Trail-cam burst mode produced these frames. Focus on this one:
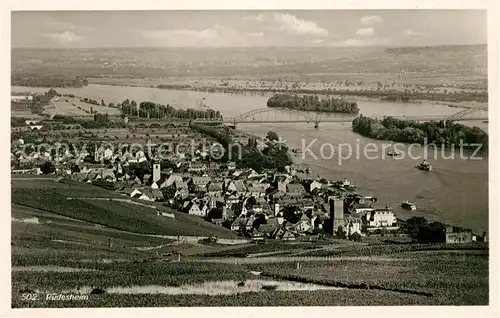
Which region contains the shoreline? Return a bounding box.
[11,82,488,112]
[82,80,487,111]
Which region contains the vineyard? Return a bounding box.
[12,179,237,238]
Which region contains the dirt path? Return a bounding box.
[185,256,414,264]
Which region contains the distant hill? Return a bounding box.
[11,44,487,78]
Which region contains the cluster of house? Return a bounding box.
[10,135,221,171]
[11,135,404,241]
[12,135,486,244]
[107,160,404,240]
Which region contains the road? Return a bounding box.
[49,97,59,119]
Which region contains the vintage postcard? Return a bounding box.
[1,1,498,317]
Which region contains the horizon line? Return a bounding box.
[11,43,488,50]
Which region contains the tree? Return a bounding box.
[245,196,257,208]
[336,226,346,239]
[252,214,267,229]
[40,161,55,174]
[70,164,81,173]
[350,232,362,242]
[266,131,279,141]
[405,216,428,239]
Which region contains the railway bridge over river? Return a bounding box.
[129,106,488,129]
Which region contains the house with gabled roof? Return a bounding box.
[281,230,297,241]
[268,189,286,201]
[227,161,237,170]
[160,174,183,188]
[182,200,191,210]
[295,213,313,233]
[139,190,155,202]
[207,182,223,194]
[251,228,264,240]
[226,194,240,205]
[310,180,323,193]
[247,169,262,180]
[246,183,269,198]
[123,187,141,198]
[286,183,306,197]
[189,176,212,187]
[231,215,248,231]
[133,176,142,184]
[245,215,256,231]
[231,169,247,179]
[185,201,203,216]
[151,189,164,201]
[188,162,208,172]
[227,180,247,194]
[174,188,189,200]
[101,169,116,182]
[258,223,278,238]
[199,202,210,217]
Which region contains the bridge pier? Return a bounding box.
[314,121,320,129]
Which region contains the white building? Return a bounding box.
[152,162,161,183]
[346,217,362,236]
[365,210,397,228]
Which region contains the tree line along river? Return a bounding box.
[11,84,489,234]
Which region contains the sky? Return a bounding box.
[11,10,487,48]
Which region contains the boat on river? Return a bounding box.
[416,160,432,171]
[401,201,417,211]
[338,178,356,191]
[387,146,402,157]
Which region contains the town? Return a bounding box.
[11,107,485,245]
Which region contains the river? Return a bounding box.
[12,84,489,233]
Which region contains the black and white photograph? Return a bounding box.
[2,1,498,315]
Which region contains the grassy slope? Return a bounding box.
[11,179,236,238]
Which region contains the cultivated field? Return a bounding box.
[46,98,122,117]
[11,178,237,238]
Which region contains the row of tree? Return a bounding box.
[12,76,89,88]
[352,115,488,148]
[120,99,222,120]
[403,216,472,243]
[267,94,359,113]
[159,84,488,103]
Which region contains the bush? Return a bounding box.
[350,232,362,242]
[40,162,55,174]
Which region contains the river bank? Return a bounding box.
[86,78,488,109]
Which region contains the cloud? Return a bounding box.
[255,13,329,37]
[245,32,264,37]
[402,29,425,37]
[141,25,249,47]
[310,39,325,44]
[42,31,82,44]
[356,28,375,36]
[44,17,95,32]
[330,36,392,47]
[360,15,384,26]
